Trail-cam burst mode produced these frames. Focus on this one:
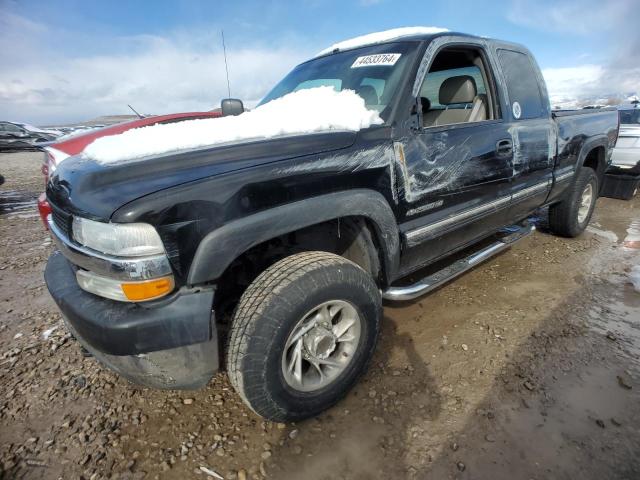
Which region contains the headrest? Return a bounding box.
[439,75,477,105]
[356,85,379,105]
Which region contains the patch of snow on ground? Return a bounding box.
[42,326,58,340]
[316,27,449,57]
[631,266,640,293]
[84,87,383,164]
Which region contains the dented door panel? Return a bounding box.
[395,120,514,272]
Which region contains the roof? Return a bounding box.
[315,26,450,57]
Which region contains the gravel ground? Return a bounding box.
[1,151,639,480]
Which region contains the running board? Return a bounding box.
[382,224,535,301]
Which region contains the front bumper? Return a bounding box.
[45,251,219,389]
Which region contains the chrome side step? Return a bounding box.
[382,224,535,301]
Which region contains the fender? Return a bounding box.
[576,135,609,178]
[187,189,400,285]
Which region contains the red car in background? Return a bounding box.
[38,111,222,228]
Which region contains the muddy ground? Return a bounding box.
[1,151,639,480]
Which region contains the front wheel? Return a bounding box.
[226,251,381,422]
[549,167,598,237]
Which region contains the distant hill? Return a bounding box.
[550,93,639,110]
[44,115,140,129]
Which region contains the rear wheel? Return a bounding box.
[227,251,381,422]
[549,167,598,237]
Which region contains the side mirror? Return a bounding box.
[221,98,244,116]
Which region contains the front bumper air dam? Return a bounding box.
[44,251,218,389]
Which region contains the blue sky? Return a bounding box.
[1,0,638,124]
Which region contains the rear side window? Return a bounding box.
[497,49,544,120]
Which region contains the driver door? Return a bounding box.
[397,44,514,273]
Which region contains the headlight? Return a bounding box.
[76,269,174,302]
[72,217,165,257]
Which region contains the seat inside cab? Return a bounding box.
[420,47,494,128]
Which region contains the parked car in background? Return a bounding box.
[0,121,62,151]
[37,111,223,227]
[601,104,640,200]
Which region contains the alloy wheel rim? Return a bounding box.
[577,182,594,224]
[281,300,361,392]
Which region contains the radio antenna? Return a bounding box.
[128,104,144,119]
[221,30,231,98]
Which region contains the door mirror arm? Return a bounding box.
[409,97,423,132]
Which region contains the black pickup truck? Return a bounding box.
[44,30,618,422]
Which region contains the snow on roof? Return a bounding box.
[83,87,383,164]
[316,26,449,57]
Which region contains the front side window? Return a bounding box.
[497,49,544,120]
[259,42,420,121]
[419,46,495,128]
[421,66,487,109]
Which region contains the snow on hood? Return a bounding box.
[83,87,383,164]
[316,26,449,57]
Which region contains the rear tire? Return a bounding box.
[227,251,381,422]
[549,167,598,237]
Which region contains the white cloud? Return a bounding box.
[507,0,631,35]
[0,12,312,125]
[508,0,640,105]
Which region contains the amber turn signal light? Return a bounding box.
[121,276,175,301]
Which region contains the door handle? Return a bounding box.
[496,139,513,157]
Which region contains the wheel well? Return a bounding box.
[582,146,606,183]
[214,216,384,321]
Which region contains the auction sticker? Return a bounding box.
[351,53,401,68]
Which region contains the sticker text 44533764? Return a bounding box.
[351,53,402,68]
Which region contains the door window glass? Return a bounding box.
[421,66,487,109]
[497,49,544,120]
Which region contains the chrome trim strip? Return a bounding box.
[405,177,556,244]
[48,216,172,281]
[555,170,574,182]
[405,195,511,244]
[512,180,551,200]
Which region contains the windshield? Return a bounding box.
[259,42,419,121]
[619,108,640,124]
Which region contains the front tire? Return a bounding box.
[227,251,381,422]
[549,167,598,237]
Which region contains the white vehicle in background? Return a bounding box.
[601,104,640,200]
[612,104,640,172]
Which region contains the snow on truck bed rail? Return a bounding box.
[316,26,449,57]
[83,87,383,164]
